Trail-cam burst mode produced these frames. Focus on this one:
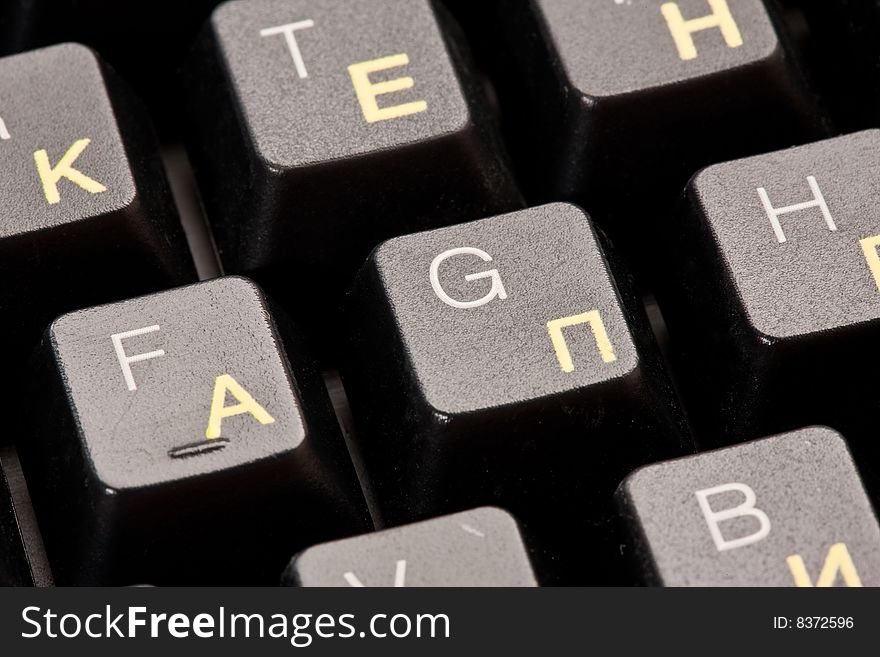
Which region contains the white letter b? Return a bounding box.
[695,482,771,552]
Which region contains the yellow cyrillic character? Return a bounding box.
[348,54,428,124]
[205,374,275,439]
[547,310,616,373]
[860,235,880,292]
[787,543,863,587]
[34,138,107,204]
[660,0,743,61]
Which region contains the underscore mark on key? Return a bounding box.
[461,524,485,538]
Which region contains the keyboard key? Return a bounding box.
[183,0,521,325]
[489,0,824,256]
[617,427,880,586]
[0,44,195,361]
[19,277,369,585]
[284,507,538,586]
[1,459,32,586]
[342,202,690,582]
[658,130,880,443]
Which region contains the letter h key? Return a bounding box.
[656,130,880,446]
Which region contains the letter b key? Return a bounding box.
[618,428,880,586]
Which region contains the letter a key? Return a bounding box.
[19,277,368,585]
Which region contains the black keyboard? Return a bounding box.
[2,0,880,587]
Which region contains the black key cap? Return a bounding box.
[342,202,690,583]
[488,0,824,256]
[0,458,32,586]
[183,0,521,325]
[617,427,880,586]
[0,44,195,363]
[19,277,369,585]
[658,130,880,445]
[283,507,538,587]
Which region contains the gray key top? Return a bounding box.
[658,130,880,443]
[617,427,880,586]
[284,507,538,587]
[184,0,520,326]
[20,276,368,585]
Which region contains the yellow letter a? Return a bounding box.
[205,374,275,439]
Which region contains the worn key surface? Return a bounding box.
[617,427,880,586]
[342,202,690,583]
[183,0,520,335]
[285,507,538,587]
[19,277,369,585]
